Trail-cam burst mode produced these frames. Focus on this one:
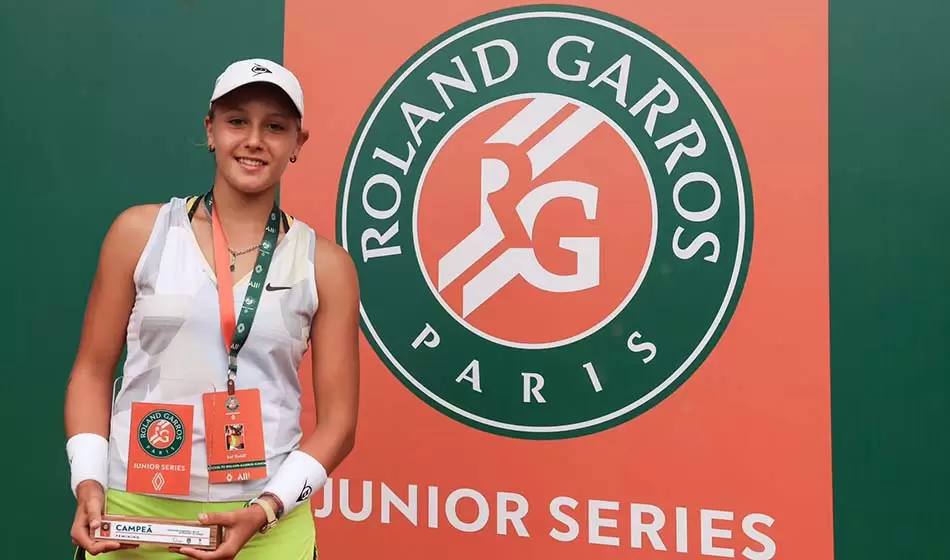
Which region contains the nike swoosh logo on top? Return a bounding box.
[264,283,292,292]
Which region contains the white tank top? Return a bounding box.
[107,196,318,502]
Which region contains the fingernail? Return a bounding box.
[198,513,208,522]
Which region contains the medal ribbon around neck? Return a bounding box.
[204,190,281,410]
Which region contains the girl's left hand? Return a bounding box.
[171,506,266,560]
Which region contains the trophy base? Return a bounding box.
[91,514,222,550]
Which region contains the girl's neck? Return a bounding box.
[210,180,277,231]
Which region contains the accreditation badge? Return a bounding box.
[203,389,267,483]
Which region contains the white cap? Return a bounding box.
[209,58,305,118]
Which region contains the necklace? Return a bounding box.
[204,205,262,271]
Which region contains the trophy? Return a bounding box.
[90,376,223,550]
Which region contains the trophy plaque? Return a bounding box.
[90,377,223,550]
[93,515,222,550]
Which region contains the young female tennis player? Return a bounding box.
[64,59,360,559]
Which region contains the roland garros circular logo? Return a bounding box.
[138,410,186,458]
[337,6,752,439]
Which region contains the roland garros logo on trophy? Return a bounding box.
[338,5,753,439]
[136,410,186,492]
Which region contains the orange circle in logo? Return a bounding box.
[416,95,655,347]
[147,419,174,449]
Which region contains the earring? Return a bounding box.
[290,155,297,163]
[208,145,215,153]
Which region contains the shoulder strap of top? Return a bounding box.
[186,195,201,220]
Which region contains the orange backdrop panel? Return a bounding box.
[281,1,830,558]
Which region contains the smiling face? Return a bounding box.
[205,82,309,195]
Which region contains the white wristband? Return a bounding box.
[262,450,328,517]
[66,433,109,497]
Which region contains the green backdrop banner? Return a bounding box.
[829,0,950,557]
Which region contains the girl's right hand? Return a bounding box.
[69,480,139,556]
